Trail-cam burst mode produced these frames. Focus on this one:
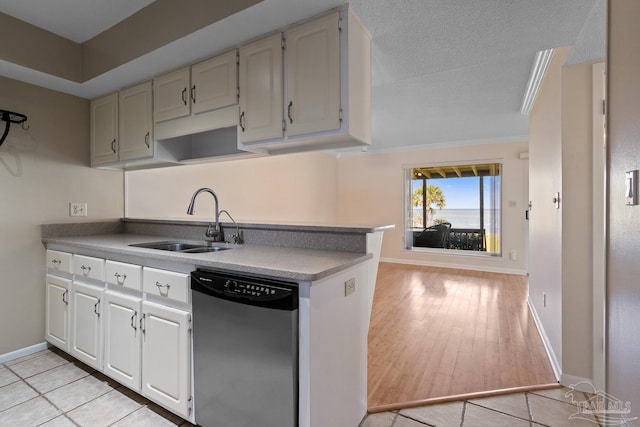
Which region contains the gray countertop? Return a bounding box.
[43,233,372,282]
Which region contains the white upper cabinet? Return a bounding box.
[286,11,341,137]
[191,50,238,115]
[238,33,284,144]
[238,7,371,154]
[90,6,370,168]
[119,81,154,161]
[154,50,238,124]
[154,67,191,123]
[90,93,119,166]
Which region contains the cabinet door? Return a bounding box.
[119,81,153,161]
[154,67,191,123]
[192,50,238,115]
[286,11,341,137]
[70,282,103,370]
[103,291,142,391]
[141,301,191,418]
[239,33,284,143]
[90,93,119,165]
[45,275,70,352]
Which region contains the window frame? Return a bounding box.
[403,161,503,257]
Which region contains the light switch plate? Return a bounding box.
[626,170,638,205]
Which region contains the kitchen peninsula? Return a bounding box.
[42,218,392,427]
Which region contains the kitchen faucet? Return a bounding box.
[187,188,222,242]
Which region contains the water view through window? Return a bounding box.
[405,163,501,255]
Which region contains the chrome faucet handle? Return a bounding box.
[205,223,222,241]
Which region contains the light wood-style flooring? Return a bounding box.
[368,262,557,411]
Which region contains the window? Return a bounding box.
[404,163,501,255]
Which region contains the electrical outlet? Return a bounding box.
[509,250,517,261]
[69,202,87,217]
[345,278,356,296]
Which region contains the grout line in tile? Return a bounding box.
[466,400,533,424]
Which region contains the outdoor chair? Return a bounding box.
[413,222,452,248]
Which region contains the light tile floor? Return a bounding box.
[361,387,639,427]
[3,348,638,427]
[0,348,195,426]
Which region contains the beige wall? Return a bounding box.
[607,0,640,412]
[529,46,603,385]
[336,141,529,274]
[561,61,597,381]
[528,47,569,376]
[125,152,339,224]
[0,76,123,355]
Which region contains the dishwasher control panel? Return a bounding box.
[191,269,298,310]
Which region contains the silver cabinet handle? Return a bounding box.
[80,265,91,274]
[144,131,150,148]
[140,313,146,334]
[51,259,62,266]
[288,101,294,124]
[181,88,187,105]
[62,290,68,305]
[94,300,100,317]
[114,272,127,283]
[239,111,246,132]
[191,85,196,103]
[111,139,116,153]
[130,311,137,331]
[155,281,171,296]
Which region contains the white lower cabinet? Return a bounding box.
[103,291,142,391]
[45,250,194,421]
[70,282,104,370]
[141,300,192,418]
[45,274,71,352]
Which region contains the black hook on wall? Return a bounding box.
[0,110,28,147]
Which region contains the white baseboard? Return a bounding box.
[561,374,597,393]
[527,299,561,382]
[380,257,528,276]
[0,342,49,364]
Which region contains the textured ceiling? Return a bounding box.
[0,0,604,152]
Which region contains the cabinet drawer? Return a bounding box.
[143,267,189,303]
[106,260,142,291]
[46,250,73,274]
[73,255,105,282]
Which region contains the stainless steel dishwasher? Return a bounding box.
[191,269,298,427]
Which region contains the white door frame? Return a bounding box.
[592,61,606,391]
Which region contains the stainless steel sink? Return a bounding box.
[129,241,232,253]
